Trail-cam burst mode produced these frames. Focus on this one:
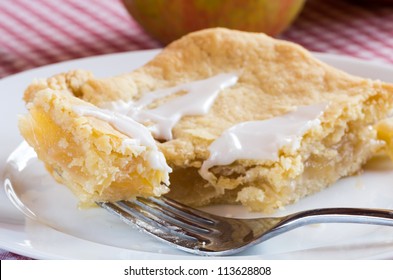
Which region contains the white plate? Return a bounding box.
[2,50,393,260]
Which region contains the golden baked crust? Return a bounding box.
[22,28,393,212]
[19,87,170,206]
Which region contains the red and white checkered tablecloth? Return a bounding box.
[1,0,393,260]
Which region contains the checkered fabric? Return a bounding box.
[1,0,393,259]
[1,0,393,79]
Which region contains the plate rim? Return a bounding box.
[2,50,393,260]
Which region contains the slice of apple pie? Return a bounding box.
[19,85,171,206]
[20,28,393,212]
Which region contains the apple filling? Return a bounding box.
[18,89,170,206]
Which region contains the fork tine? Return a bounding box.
[137,197,217,229]
[123,200,212,236]
[98,202,204,249]
[100,200,211,242]
[153,196,217,224]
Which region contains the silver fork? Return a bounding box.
[98,196,393,256]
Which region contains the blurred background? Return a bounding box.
[0,0,392,79]
[0,0,393,260]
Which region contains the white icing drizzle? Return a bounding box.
[104,73,239,140]
[199,103,328,181]
[73,106,172,177]
[73,74,327,189]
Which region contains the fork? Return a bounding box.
[98,196,393,256]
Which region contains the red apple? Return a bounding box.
[122,0,305,45]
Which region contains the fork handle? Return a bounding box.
[279,207,393,230]
[246,207,393,251]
